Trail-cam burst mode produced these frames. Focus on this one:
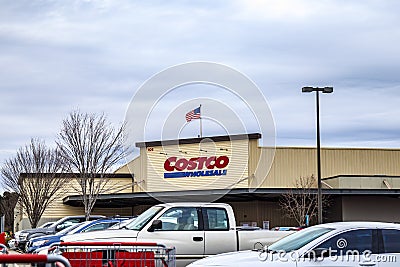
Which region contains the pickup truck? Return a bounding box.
[61,203,292,267]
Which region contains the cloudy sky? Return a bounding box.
[1,0,400,165]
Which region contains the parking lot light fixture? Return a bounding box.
[301,86,333,224]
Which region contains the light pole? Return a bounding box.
[302,86,333,224]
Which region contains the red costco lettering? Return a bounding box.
[187,158,197,170]
[205,156,216,169]
[164,156,229,171]
[175,158,188,171]
[215,156,229,168]
[197,157,207,169]
[164,157,177,172]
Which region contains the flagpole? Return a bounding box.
[200,104,203,138]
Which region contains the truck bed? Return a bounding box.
[237,229,292,250]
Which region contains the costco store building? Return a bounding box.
[15,133,400,230]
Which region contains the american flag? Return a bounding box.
[185,106,201,122]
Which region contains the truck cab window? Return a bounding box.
[158,207,199,231]
[204,208,228,230]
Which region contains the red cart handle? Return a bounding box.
[0,254,71,267]
[59,241,160,247]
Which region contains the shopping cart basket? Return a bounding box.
[49,242,176,267]
[0,254,71,267]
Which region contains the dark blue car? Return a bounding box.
[26,218,129,253]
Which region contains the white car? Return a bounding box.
[188,221,400,267]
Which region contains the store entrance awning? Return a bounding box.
[63,188,400,208]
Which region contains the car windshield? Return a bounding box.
[55,223,82,236]
[67,221,94,235]
[125,206,163,231]
[109,218,136,229]
[39,222,55,228]
[268,227,334,252]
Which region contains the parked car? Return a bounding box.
[38,222,56,228]
[188,221,400,267]
[61,203,293,267]
[27,223,82,252]
[18,215,104,251]
[26,217,130,253]
[8,238,16,250]
[271,226,306,231]
[12,221,55,250]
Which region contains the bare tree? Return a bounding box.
[57,111,125,220]
[0,192,19,231]
[0,139,68,228]
[279,175,329,226]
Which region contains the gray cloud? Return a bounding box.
[1,0,400,167]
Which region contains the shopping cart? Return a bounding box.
[0,254,71,267]
[49,242,176,267]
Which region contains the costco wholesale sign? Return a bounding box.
[144,138,249,191]
[164,156,229,178]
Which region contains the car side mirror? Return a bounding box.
[148,220,162,232]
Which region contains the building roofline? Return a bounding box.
[135,133,261,148]
[322,174,400,181]
[273,146,400,151]
[20,173,132,178]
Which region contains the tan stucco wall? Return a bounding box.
[121,144,400,190]
[120,138,250,192]
[16,176,133,230]
[117,143,400,190]
[262,147,400,188]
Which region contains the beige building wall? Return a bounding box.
[41,176,133,218]
[117,142,400,191]
[115,157,144,192]
[260,147,400,188]
[16,176,133,230]
[126,139,250,192]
